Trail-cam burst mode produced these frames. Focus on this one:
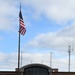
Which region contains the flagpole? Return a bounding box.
[18,3,21,75]
[18,28,20,75]
[18,3,26,75]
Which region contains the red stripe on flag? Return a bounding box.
[19,11,26,35]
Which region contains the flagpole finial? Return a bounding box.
[20,3,21,10]
[20,3,21,5]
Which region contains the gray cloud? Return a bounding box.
[25,22,75,52]
[0,0,18,32]
[0,51,75,71]
[23,0,75,23]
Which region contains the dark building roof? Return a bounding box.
[21,63,52,70]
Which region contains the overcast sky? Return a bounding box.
[0,0,75,72]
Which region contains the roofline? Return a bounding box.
[21,63,52,70]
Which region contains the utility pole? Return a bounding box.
[68,43,74,72]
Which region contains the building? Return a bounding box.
[0,63,75,75]
[0,71,17,75]
[20,63,52,75]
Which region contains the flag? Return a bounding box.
[19,10,26,35]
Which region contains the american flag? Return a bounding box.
[19,10,26,35]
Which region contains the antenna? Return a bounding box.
[42,60,43,64]
[50,52,53,68]
[72,42,74,51]
[68,43,74,72]
[31,60,32,63]
[21,51,23,67]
